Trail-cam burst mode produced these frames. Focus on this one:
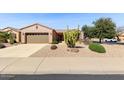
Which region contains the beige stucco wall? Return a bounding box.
[118,36,124,41]
[10,30,20,42]
[117,33,124,41]
[20,24,53,43]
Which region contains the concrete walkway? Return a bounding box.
[0,44,48,57]
[0,57,124,74]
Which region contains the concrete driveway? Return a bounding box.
[0,44,48,57]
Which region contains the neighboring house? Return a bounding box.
[1,23,64,44]
[118,33,124,41]
[117,27,124,41]
[2,27,21,43]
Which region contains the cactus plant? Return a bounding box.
[64,29,80,48]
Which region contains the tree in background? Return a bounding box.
[93,18,116,43]
[81,25,96,39]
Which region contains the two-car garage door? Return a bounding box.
[26,33,49,43]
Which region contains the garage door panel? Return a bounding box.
[26,33,49,43]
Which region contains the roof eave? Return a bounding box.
[20,23,54,30]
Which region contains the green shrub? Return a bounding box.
[9,33,15,44]
[50,44,57,50]
[0,43,5,49]
[89,43,106,53]
[64,29,80,48]
[0,32,8,43]
[52,39,58,44]
[0,37,7,43]
[0,32,16,44]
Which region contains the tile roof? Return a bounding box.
[2,27,21,32]
[20,23,54,30]
[55,29,66,32]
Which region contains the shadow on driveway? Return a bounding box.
[1,74,124,80]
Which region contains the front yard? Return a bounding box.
[30,43,124,57]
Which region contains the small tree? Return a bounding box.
[64,29,80,48]
[93,18,116,43]
[0,32,9,43]
[82,25,96,39]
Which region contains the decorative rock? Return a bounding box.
[50,44,57,50]
[67,48,79,53]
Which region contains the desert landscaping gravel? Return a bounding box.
[30,43,124,57]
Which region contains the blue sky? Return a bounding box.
[0,13,124,29]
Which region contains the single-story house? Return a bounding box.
[116,27,124,41]
[2,27,21,42]
[118,33,124,41]
[1,23,64,44]
[20,23,59,43]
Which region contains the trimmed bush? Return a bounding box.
[52,39,59,44]
[0,43,5,49]
[50,44,57,50]
[89,43,106,53]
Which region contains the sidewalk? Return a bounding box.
[0,57,124,75]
